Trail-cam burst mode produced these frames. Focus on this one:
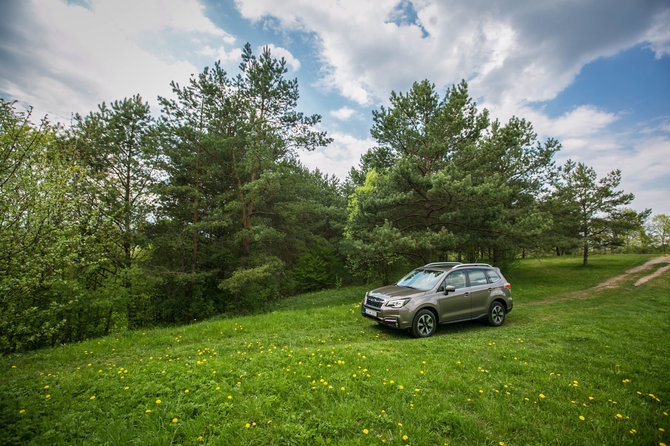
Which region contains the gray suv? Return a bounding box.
[361,262,512,337]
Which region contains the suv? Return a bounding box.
[361,262,512,337]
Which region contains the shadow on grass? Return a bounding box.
[366,318,493,340]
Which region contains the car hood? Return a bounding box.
[368,285,427,299]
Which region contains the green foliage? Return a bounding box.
[346,80,558,270]
[291,246,343,292]
[550,160,644,265]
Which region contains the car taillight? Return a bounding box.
[505,283,511,290]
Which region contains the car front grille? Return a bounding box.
[366,294,385,309]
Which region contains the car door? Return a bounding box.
[467,269,492,318]
[437,270,471,322]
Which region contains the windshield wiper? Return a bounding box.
[396,284,416,289]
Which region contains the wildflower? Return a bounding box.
[579,416,585,421]
[172,418,178,423]
[45,395,50,399]
[363,429,369,434]
[616,414,623,419]
[499,443,505,446]
[398,385,404,390]
[198,436,203,442]
[19,409,25,414]
[90,396,96,400]
[228,395,232,400]
[267,420,272,424]
[403,435,409,441]
[11,365,16,369]
[44,385,49,389]
[184,389,189,394]
[629,429,637,434]
[124,386,129,390]
[341,387,345,391]
[146,410,151,413]
[156,399,161,404]
[539,394,545,399]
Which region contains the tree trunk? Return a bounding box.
[583,240,589,266]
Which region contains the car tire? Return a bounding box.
[412,309,437,338]
[487,301,506,326]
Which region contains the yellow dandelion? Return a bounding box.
[45,395,50,399]
[629,429,637,434]
[227,395,232,400]
[145,409,151,413]
[403,435,409,440]
[198,436,203,441]
[156,399,161,404]
[579,416,585,421]
[398,423,403,427]
[184,389,189,394]
[499,443,505,446]
[44,385,49,389]
[398,385,404,390]
[19,409,25,414]
[11,365,16,369]
[363,429,369,435]
[660,428,666,432]
[341,387,345,391]
[539,394,545,399]
[172,418,178,423]
[89,396,96,400]
[245,423,250,429]
[267,420,272,424]
[124,386,129,390]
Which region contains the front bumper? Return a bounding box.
[361,304,411,329]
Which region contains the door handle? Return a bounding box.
[464,292,470,297]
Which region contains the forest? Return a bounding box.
[1,44,667,353]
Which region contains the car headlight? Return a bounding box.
[385,298,410,308]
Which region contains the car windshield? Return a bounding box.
[396,269,444,291]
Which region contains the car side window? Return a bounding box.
[467,269,488,286]
[486,270,501,283]
[442,270,467,290]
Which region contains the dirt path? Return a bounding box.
[595,255,670,288]
[526,255,670,307]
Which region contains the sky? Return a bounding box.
[1,0,669,215]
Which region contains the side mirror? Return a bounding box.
[444,285,456,294]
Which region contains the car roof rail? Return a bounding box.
[423,262,462,268]
[452,263,492,269]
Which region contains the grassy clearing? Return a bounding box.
[1,254,668,445]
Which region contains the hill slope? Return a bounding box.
[1,255,669,445]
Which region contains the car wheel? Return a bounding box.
[412,309,437,338]
[487,301,506,326]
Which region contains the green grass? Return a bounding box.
[1,254,668,445]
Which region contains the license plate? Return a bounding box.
[364,307,378,317]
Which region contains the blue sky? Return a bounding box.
[1,0,669,215]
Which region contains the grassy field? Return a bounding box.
[1,254,669,445]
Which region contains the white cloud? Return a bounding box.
[298,131,374,179]
[0,0,234,122]
[261,44,301,71]
[235,0,669,109]
[329,106,356,121]
[646,9,670,58]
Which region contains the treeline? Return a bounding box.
[0,44,664,352]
